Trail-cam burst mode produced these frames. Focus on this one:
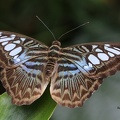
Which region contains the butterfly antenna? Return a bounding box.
[58,22,89,40]
[36,16,56,40]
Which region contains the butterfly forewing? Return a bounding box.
[50,42,120,107]
[0,31,49,105]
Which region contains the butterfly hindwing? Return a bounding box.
[50,57,102,108]
[0,31,49,105]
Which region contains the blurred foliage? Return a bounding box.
[0,90,56,120]
[0,0,120,45]
[0,0,120,120]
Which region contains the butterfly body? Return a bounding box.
[44,41,61,80]
[0,31,120,107]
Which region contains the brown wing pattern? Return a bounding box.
[1,32,120,108]
[50,43,120,108]
[0,31,49,105]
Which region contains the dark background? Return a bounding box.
[0,0,120,120]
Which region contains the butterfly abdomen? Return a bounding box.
[45,58,56,79]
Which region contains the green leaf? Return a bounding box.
[0,88,56,120]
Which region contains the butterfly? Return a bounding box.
[0,31,120,108]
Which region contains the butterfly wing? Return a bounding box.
[0,31,49,105]
[50,42,120,108]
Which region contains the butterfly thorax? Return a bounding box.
[44,41,61,81]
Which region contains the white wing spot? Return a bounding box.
[108,52,115,57]
[20,38,26,41]
[13,55,19,59]
[11,34,16,38]
[81,46,89,52]
[84,63,94,72]
[0,36,15,42]
[113,47,120,51]
[105,47,120,55]
[4,43,16,51]
[73,48,82,53]
[104,44,110,47]
[95,48,103,52]
[2,41,8,46]
[0,36,7,39]
[13,55,21,63]
[92,45,98,49]
[13,40,20,44]
[97,53,109,61]
[0,32,2,36]
[9,47,22,56]
[88,62,93,67]
[88,54,100,65]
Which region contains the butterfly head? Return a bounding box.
[52,41,61,47]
